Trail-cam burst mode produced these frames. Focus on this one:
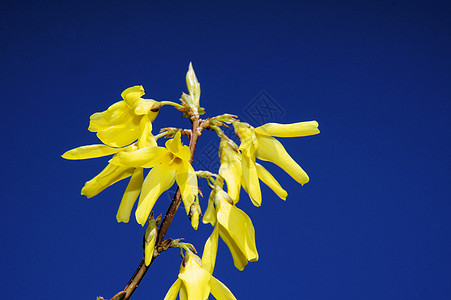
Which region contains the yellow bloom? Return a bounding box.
[203,187,258,271]
[164,251,236,300]
[110,131,198,226]
[233,121,319,206]
[218,139,242,203]
[218,138,287,204]
[62,142,145,223]
[89,86,162,147]
[62,100,159,223]
[253,162,288,200]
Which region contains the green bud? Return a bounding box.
[186,62,201,107]
[143,215,158,266]
[181,92,193,106]
[189,201,201,230]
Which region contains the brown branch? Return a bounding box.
[122,117,201,300]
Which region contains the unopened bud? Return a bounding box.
[181,92,193,106]
[143,214,158,266]
[186,62,201,108]
[189,202,201,230]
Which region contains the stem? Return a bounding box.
[122,118,201,300]
[160,100,183,109]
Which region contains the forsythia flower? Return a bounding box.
[62,142,147,223]
[62,86,161,223]
[110,131,198,226]
[233,121,319,206]
[218,139,242,203]
[164,250,236,300]
[219,138,287,204]
[89,85,162,148]
[203,186,258,271]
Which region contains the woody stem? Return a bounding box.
[122,117,201,300]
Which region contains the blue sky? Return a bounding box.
[1,0,450,299]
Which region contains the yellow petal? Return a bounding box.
[137,114,157,148]
[234,122,258,156]
[218,225,248,271]
[121,85,145,110]
[219,139,242,203]
[163,278,181,300]
[175,160,198,215]
[62,144,122,160]
[116,168,143,223]
[255,163,287,200]
[255,135,309,185]
[201,225,219,274]
[241,154,261,207]
[81,164,133,198]
[216,190,258,270]
[110,146,168,168]
[135,99,162,117]
[96,116,141,148]
[240,174,248,192]
[135,164,176,226]
[165,131,191,161]
[202,189,217,226]
[210,276,237,300]
[179,284,188,300]
[114,86,161,119]
[223,208,258,263]
[219,161,241,203]
[254,121,320,137]
[88,101,132,131]
[178,253,211,300]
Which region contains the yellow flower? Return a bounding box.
[89,86,162,147]
[233,121,319,206]
[62,142,146,223]
[62,97,159,223]
[218,138,287,204]
[203,187,258,271]
[110,131,198,226]
[218,139,242,203]
[164,251,236,300]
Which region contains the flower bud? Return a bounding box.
[186,62,201,108]
[189,201,201,230]
[143,214,158,266]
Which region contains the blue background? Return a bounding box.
[1,0,450,299]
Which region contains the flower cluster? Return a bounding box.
[62,86,195,225]
[231,120,319,206]
[63,63,319,299]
